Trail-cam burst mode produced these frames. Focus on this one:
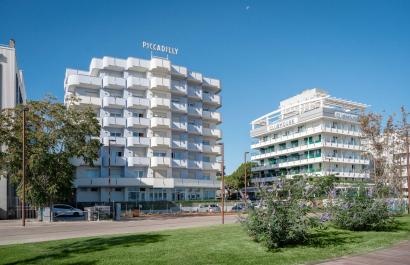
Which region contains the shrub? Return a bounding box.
[331,186,397,231]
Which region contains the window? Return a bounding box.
[110,112,122,118]
[133,112,144,118]
[133,131,145,137]
[115,188,122,192]
[91,188,98,192]
[110,132,122,137]
[116,151,122,157]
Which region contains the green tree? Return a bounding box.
[0,96,100,207]
[225,162,255,198]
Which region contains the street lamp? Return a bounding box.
[219,143,225,224]
[21,106,29,227]
[244,151,249,207]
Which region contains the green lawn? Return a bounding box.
[1,215,410,265]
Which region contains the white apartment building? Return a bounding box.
[250,89,370,185]
[0,39,26,219]
[64,56,222,203]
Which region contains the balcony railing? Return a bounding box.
[172,139,188,149]
[202,128,222,139]
[126,117,149,128]
[172,159,188,168]
[126,76,149,90]
[171,102,188,113]
[150,58,171,73]
[151,97,171,109]
[66,75,101,91]
[171,80,187,94]
[202,93,221,106]
[151,137,171,148]
[171,65,188,77]
[202,77,221,91]
[174,178,220,188]
[188,160,203,169]
[126,137,150,147]
[102,137,126,146]
[151,117,171,129]
[202,111,221,123]
[128,157,150,167]
[126,57,149,71]
[202,145,222,154]
[72,95,101,107]
[102,56,126,71]
[126,97,150,109]
[102,96,126,109]
[102,76,125,89]
[187,71,203,83]
[188,124,202,135]
[102,117,126,128]
[171,120,187,131]
[203,162,220,171]
[188,86,202,99]
[188,142,203,152]
[151,157,171,168]
[150,77,171,91]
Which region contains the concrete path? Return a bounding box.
[0,214,238,246]
[317,240,410,265]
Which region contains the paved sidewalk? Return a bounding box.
[0,214,238,245]
[317,240,410,265]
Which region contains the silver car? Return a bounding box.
[198,204,221,213]
[53,204,83,217]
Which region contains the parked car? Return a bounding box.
[53,204,84,217]
[231,203,246,212]
[198,204,221,213]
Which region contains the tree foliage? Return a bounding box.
[0,96,100,207]
[225,162,255,191]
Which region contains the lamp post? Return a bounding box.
[219,143,225,224]
[244,151,249,207]
[21,106,28,227]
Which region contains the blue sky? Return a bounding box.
[1,0,410,174]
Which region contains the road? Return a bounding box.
[0,214,238,246]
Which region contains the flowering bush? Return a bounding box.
[331,186,397,231]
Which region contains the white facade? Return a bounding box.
[64,56,222,203]
[250,89,370,184]
[0,40,26,219]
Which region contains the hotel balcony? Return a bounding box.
[174,179,220,189]
[188,106,202,117]
[72,95,101,108]
[151,117,171,129]
[171,101,188,113]
[202,111,221,123]
[188,86,202,99]
[187,71,203,83]
[102,56,126,71]
[126,76,149,90]
[151,97,171,109]
[202,93,221,106]
[202,128,222,139]
[127,157,150,167]
[66,75,101,92]
[150,77,171,91]
[151,157,171,168]
[171,120,187,131]
[188,160,203,169]
[102,117,126,128]
[172,159,188,168]
[126,117,150,128]
[203,77,221,92]
[126,137,150,147]
[171,80,187,94]
[70,157,101,167]
[188,124,202,135]
[203,162,220,171]
[188,142,203,152]
[172,139,188,149]
[126,97,150,109]
[126,57,149,72]
[102,137,126,147]
[102,76,126,90]
[202,144,222,154]
[102,96,126,109]
[150,58,171,73]
[151,136,171,148]
[90,58,103,75]
[105,156,126,166]
[171,65,188,77]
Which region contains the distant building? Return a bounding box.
[64,56,222,203]
[250,88,370,186]
[0,39,26,219]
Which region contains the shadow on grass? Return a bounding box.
[306,229,362,248]
[5,233,168,265]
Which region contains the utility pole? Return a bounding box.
[406,129,410,214]
[244,151,249,207]
[22,106,28,227]
[220,143,225,224]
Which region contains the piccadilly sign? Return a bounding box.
[142,41,178,55]
[335,111,358,122]
[267,118,298,131]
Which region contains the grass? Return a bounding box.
[1,215,410,265]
